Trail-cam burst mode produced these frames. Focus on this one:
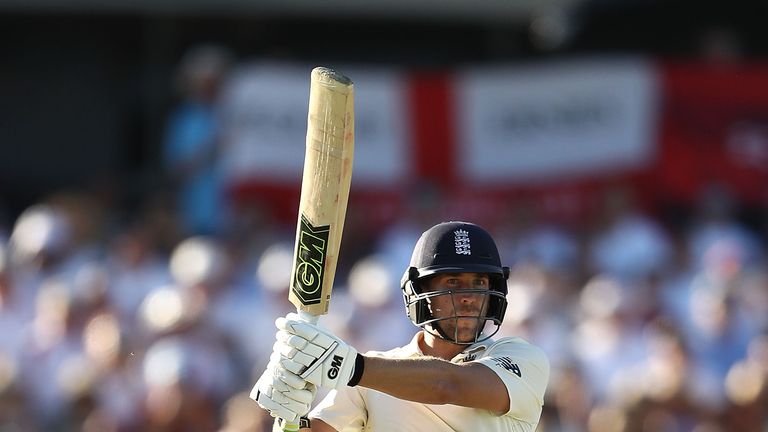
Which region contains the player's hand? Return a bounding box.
[250,351,317,423]
[275,313,362,390]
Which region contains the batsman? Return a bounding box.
[253,220,550,431]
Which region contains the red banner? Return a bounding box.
[655,62,768,205]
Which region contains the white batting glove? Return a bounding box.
[250,351,317,423]
[275,313,364,390]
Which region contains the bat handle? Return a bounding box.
[298,310,319,324]
[282,421,300,432]
[282,310,319,431]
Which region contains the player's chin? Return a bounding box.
[455,318,484,341]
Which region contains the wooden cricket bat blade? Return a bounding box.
[288,67,354,317]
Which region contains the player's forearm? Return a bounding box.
[357,355,473,405]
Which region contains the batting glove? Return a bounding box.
[250,351,317,423]
[275,313,365,390]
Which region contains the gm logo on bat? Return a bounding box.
[293,215,330,305]
[328,355,344,379]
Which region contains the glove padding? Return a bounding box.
[250,351,317,423]
[276,313,360,390]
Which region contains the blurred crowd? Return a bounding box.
[0,180,766,432]
[0,44,766,432]
[495,185,768,432]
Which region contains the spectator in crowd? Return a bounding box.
[343,255,414,354]
[588,186,673,283]
[687,184,762,272]
[104,223,173,334]
[163,44,234,236]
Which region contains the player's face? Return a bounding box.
[424,273,491,343]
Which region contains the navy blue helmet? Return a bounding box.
[401,221,509,344]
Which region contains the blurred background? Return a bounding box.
[1,0,768,431]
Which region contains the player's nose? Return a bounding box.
[455,290,479,304]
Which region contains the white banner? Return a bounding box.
[455,58,658,183]
[220,62,408,186]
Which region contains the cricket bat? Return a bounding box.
[282,67,354,431]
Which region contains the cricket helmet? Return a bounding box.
[401,221,509,344]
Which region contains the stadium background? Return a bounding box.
[1,1,767,431]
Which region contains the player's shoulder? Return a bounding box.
[485,336,549,366]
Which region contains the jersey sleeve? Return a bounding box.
[475,339,550,423]
[309,386,367,432]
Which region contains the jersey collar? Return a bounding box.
[407,331,495,363]
[450,337,494,364]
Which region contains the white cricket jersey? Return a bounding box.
[310,332,549,432]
